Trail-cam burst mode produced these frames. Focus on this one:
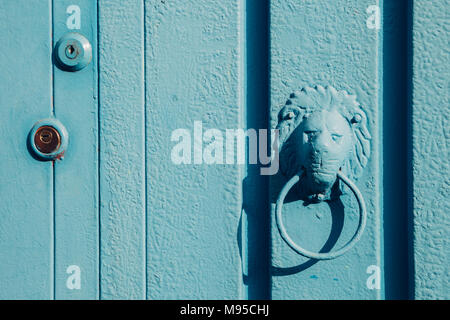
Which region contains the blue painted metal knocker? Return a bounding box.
[275,85,371,260]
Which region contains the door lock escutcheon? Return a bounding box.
[29,119,68,161]
[54,32,92,72]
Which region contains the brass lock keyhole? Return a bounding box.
[34,126,61,154]
[39,130,53,144]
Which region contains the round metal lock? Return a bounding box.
[54,32,92,71]
[29,119,69,161]
[34,126,61,154]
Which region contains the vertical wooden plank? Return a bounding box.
[145,0,245,299]
[53,0,99,299]
[270,0,382,299]
[98,0,146,299]
[411,0,450,300]
[0,0,53,299]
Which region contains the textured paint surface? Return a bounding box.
[0,0,99,300]
[53,0,99,299]
[270,0,382,299]
[98,0,146,299]
[0,0,448,300]
[0,0,53,299]
[411,0,450,300]
[145,0,244,299]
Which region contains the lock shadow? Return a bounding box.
[270,172,345,276]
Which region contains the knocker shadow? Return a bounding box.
[270,172,345,276]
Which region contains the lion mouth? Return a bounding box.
[308,159,340,181]
[310,159,339,171]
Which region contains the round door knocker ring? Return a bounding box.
[29,118,69,161]
[275,169,367,260]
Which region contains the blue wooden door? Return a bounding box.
[0,0,448,300]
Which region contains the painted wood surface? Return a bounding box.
[0,0,54,299]
[269,0,382,299]
[411,0,450,300]
[53,0,99,299]
[145,0,245,299]
[98,0,146,299]
[0,0,448,300]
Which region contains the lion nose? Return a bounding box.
[313,132,331,152]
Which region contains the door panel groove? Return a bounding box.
[143,0,148,301]
[244,0,271,300]
[97,0,102,300]
[382,0,413,300]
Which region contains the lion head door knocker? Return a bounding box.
[275,85,371,260]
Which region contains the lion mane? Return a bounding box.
[277,85,371,181]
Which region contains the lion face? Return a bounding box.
[276,85,371,201]
[296,109,354,194]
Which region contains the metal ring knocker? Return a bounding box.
[275,169,367,260]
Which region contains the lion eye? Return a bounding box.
[305,130,317,137]
[331,133,343,142]
[304,131,318,141]
[303,130,319,143]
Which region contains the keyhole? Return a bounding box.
[34,126,61,154]
[40,130,53,144]
[65,44,77,59]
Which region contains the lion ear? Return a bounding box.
[276,105,304,148]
